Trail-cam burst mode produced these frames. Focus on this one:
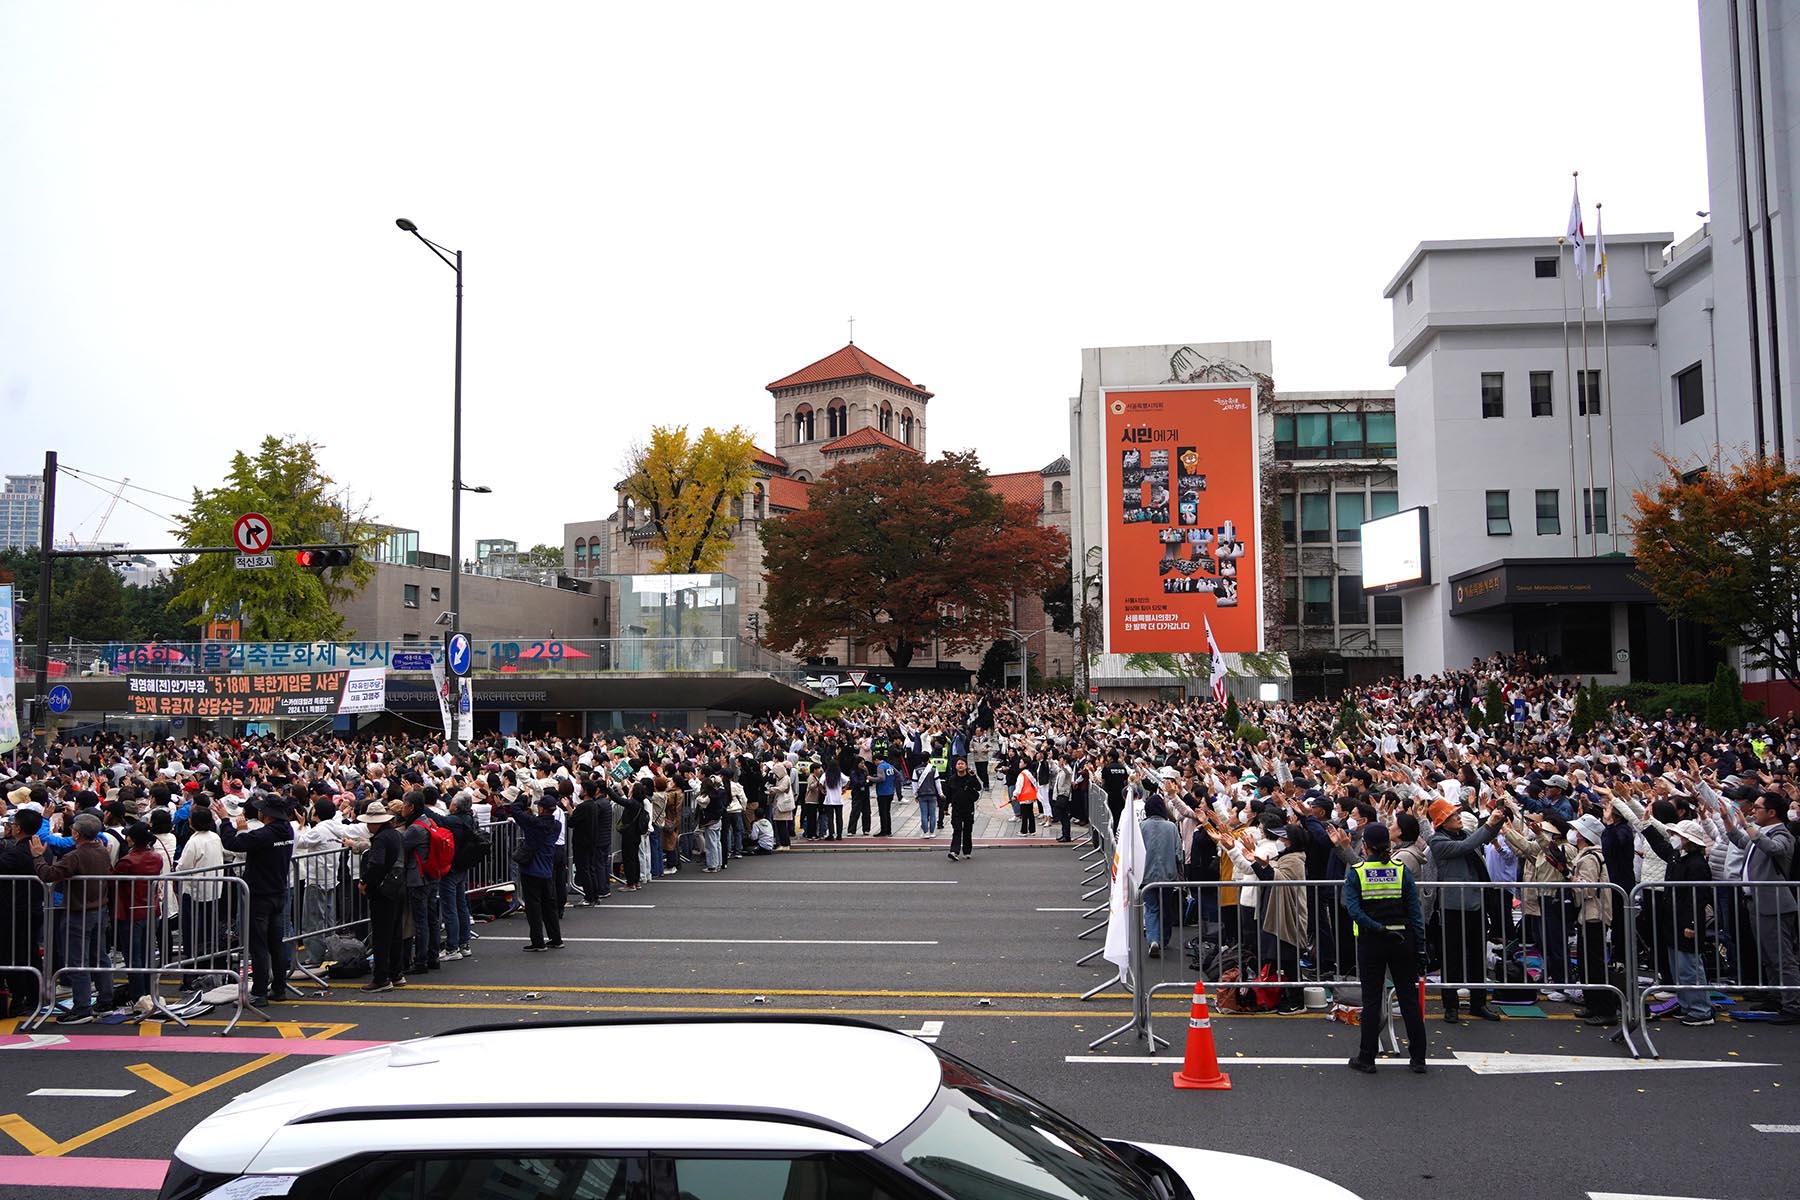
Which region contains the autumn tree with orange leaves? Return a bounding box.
[1632,454,1800,687]
[760,450,1069,668]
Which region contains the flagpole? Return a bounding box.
[1597,202,1620,554]
[1560,236,1580,557]
[1577,175,1597,558]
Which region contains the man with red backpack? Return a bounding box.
[397,789,454,976]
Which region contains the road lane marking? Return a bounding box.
[660,879,957,885]
[1589,1194,1731,1200]
[1065,1053,1776,1075]
[29,1089,136,1098]
[0,1033,388,1056]
[283,998,1153,1017]
[1752,1124,1800,1133]
[1036,907,1090,912]
[125,1064,187,1095]
[478,936,940,945]
[0,1154,167,1191]
[332,983,1132,999]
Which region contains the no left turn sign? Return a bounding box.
[233,512,272,554]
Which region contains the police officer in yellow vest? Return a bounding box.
[1341,822,1428,1074]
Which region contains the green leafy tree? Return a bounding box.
[621,425,758,573]
[1485,679,1506,728]
[1224,693,1241,730]
[1334,692,1363,736]
[170,436,378,640]
[123,574,203,642]
[1570,684,1596,738]
[1705,663,1745,732]
[521,543,565,570]
[1,550,134,644]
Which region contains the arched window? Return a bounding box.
[794,404,815,443]
[753,483,766,517]
[900,409,914,446]
[731,494,744,519]
[880,401,893,435]
[1050,481,1064,512]
[575,538,587,565]
[791,470,811,484]
[827,397,848,439]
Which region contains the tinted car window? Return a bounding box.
[333,1155,637,1200]
[665,1155,895,1200]
[887,1058,1146,1200]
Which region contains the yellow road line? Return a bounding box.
[351,982,1132,1000]
[126,1063,187,1096]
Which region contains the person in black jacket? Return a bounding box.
[438,795,480,960]
[214,793,296,1005]
[356,801,406,992]
[0,809,40,1015]
[395,791,442,976]
[569,776,612,905]
[614,782,648,891]
[509,793,563,950]
[943,757,982,862]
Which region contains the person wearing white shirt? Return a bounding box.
[175,806,228,985]
[293,797,368,968]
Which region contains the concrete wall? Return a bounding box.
[335,562,609,647]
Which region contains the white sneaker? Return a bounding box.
[664,866,678,875]
[441,949,463,962]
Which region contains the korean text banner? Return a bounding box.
[127,668,387,719]
[0,585,18,752]
[1100,384,1262,654]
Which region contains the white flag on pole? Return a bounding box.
[1594,206,1610,309]
[1102,786,1147,976]
[1566,177,1587,278]
[1205,615,1228,706]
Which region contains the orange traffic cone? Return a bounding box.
[1172,980,1232,1090]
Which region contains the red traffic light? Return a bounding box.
[294,550,315,569]
[296,546,355,574]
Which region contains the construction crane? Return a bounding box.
[62,474,129,550]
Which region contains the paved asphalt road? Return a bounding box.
[1,840,1795,1200]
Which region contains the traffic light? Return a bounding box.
[295,546,355,574]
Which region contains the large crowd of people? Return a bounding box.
[1,652,1796,1032]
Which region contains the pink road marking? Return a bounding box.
[0,1033,389,1056]
[0,1155,169,1190]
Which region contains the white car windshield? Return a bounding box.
[887,1055,1148,1200]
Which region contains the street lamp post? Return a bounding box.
[397,217,470,754]
[1003,625,1052,700]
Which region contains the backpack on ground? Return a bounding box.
[419,819,456,880]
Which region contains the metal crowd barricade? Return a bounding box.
[1629,878,1800,1059]
[22,872,264,1036]
[1098,877,1644,1058]
[286,844,370,989]
[467,821,520,897]
[0,874,52,1019]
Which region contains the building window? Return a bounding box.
[1374,593,1402,625]
[1535,489,1560,535]
[731,495,744,519]
[1481,373,1505,419]
[1578,369,1601,415]
[826,397,848,439]
[1675,362,1704,424]
[1336,491,1364,542]
[1364,411,1396,457]
[880,401,893,435]
[1302,576,1332,625]
[430,586,440,603]
[1486,490,1511,536]
[403,584,420,608]
[1325,412,1360,458]
[1529,371,1554,417]
[900,409,914,446]
[1338,574,1368,624]
[1274,413,1295,458]
[1535,256,1559,279]
[1281,575,1298,625]
[794,404,815,442]
[1295,413,1328,459]
[1280,494,1296,543]
[1405,279,1414,304]
[1371,490,1398,519]
[1050,480,1064,511]
[753,483,766,517]
[1300,492,1330,543]
[1583,487,1609,535]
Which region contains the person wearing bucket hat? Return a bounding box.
[1568,813,1618,1025]
[1662,819,1717,1025]
[1427,798,1505,1023]
[358,801,406,993]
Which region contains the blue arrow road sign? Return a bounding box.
[47,685,73,713]
[447,632,472,677]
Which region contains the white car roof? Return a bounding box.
[177,1021,943,1176]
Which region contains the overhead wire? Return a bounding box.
[57,464,194,508]
[57,468,182,529]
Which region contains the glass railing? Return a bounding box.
[19,637,809,685]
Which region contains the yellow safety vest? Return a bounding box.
[1352,859,1408,936]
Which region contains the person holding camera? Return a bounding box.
[1342,821,1428,1074]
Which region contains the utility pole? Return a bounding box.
[32,451,56,748]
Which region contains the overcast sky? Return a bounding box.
[2,1,1709,557]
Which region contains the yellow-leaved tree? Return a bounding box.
[621,425,758,573]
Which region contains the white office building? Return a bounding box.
[1,474,43,551]
[1382,1,1798,686]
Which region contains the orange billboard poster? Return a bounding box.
[1100,384,1262,654]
